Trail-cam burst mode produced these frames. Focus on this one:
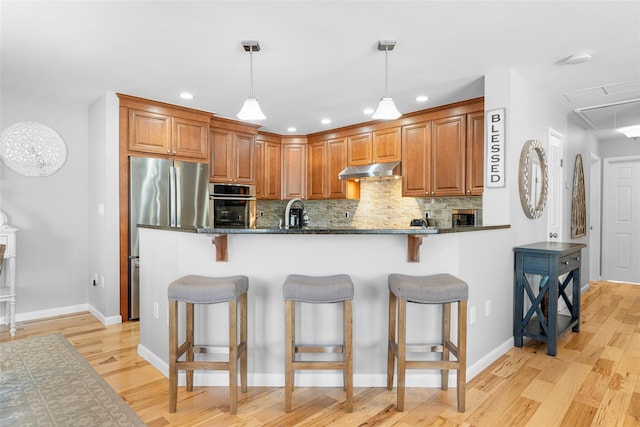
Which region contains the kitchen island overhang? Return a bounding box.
[136,223,512,389]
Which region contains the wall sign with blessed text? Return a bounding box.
[486,108,505,187]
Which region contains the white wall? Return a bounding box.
[87,92,121,322]
[0,92,90,317]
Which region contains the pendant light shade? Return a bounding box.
[237,41,266,121]
[372,40,401,120]
[617,125,640,140]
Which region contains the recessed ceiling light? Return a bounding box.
[416,95,429,102]
[321,118,331,125]
[565,52,592,65]
[180,92,194,100]
[287,127,297,133]
[363,108,374,115]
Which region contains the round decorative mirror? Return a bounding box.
[518,139,548,219]
[0,121,67,177]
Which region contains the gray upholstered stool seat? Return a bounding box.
[387,273,468,413]
[283,274,354,303]
[168,275,248,415]
[283,274,354,413]
[168,274,248,303]
[388,273,468,303]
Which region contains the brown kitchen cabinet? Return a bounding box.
[466,111,485,195]
[308,137,359,200]
[127,108,209,160]
[402,110,483,197]
[282,137,307,199]
[347,127,401,166]
[255,133,281,200]
[210,118,259,184]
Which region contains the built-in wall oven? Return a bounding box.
[209,183,257,228]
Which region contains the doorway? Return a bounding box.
[602,156,640,283]
[547,128,563,241]
[589,153,602,281]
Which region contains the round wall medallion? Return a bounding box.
[0,121,67,177]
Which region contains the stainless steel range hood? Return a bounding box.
[338,161,401,180]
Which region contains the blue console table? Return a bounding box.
[513,241,586,356]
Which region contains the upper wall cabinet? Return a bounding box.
[256,133,281,200]
[347,127,401,166]
[120,95,210,161]
[401,101,484,197]
[210,118,260,184]
[308,137,359,200]
[282,137,307,200]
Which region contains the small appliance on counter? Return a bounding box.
[284,198,309,229]
[451,208,482,227]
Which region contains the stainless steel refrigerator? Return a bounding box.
[128,156,209,319]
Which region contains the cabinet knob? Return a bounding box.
[173,150,177,155]
[167,150,171,154]
[563,261,569,265]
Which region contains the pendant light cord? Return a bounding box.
[249,48,254,97]
[384,46,389,97]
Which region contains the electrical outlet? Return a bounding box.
[345,211,349,219]
[92,273,98,286]
[153,302,159,319]
[485,300,492,316]
[470,306,476,324]
[259,210,264,217]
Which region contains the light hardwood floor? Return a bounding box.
[1,281,639,426]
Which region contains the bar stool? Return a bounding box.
[168,275,248,415]
[387,273,468,412]
[283,274,354,412]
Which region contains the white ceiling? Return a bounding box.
[2,1,639,139]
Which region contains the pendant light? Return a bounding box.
[237,41,266,121]
[372,40,401,120]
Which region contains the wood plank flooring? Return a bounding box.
[1,280,639,426]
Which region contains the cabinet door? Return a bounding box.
[327,137,349,199]
[234,131,255,184]
[347,132,372,166]
[264,141,281,200]
[432,115,465,196]
[255,140,265,198]
[172,116,208,160]
[210,128,234,182]
[402,122,431,196]
[282,143,306,199]
[372,127,401,163]
[128,109,172,155]
[466,111,484,195]
[307,140,327,200]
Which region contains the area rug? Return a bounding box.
[0,333,145,426]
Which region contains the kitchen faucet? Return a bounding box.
[284,198,307,229]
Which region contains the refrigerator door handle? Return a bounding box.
[169,166,177,227]
[175,166,182,226]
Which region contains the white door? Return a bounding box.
[589,153,602,281]
[547,129,563,241]
[602,156,640,283]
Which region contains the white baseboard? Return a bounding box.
[138,338,514,388]
[12,304,121,327]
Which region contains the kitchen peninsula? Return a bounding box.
[137,223,509,388]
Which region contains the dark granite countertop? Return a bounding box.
[138,224,510,235]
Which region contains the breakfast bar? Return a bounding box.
[137,223,510,388]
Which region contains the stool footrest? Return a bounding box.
[193,345,230,354]
[295,344,344,354]
[177,360,233,371]
[406,360,460,370]
[292,360,347,370]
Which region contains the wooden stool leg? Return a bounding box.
[229,299,238,415]
[169,300,178,413]
[344,300,353,413]
[397,298,407,412]
[441,302,451,391]
[387,291,397,390]
[186,302,194,392]
[457,300,467,412]
[285,300,294,412]
[240,292,248,393]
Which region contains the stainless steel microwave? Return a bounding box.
[209,183,257,228]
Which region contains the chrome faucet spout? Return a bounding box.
[284,198,304,229]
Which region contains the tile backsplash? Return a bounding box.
[257,178,482,229]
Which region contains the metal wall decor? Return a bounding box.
[571,154,587,238]
[0,121,67,177]
[518,139,548,219]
